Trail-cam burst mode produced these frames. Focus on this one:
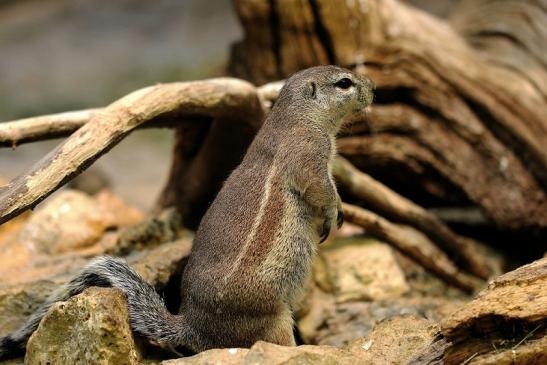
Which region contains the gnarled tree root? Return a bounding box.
[342,202,480,292]
[334,156,490,280]
[0,78,264,225]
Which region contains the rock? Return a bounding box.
[127,235,193,289]
[346,315,437,365]
[298,236,462,346]
[319,237,410,302]
[17,190,142,255]
[408,257,547,365]
[163,348,249,365]
[163,341,355,365]
[0,190,143,286]
[25,287,141,365]
[299,285,462,346]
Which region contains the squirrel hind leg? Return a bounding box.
[262,310,296,347]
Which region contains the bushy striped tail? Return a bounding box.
[0,256,186,360]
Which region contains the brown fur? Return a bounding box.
[0,66,374,360]
[179,65,374,351]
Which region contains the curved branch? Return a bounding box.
[0,81,283,148]
[333,156,490,279]
[0,78,263,225]
[0,109,100,148]
[342,202,480,293]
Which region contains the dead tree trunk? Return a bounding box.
[229,0,547,240]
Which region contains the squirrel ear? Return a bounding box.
[304,81,317,99]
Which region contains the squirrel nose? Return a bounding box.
[361,76,375,91]
[356,76,375,106]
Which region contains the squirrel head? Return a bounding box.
[275,65,375,134]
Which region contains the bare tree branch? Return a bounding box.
[0,78,263,225]
[342,202,480,292]
[0,109,99,147]
[0,81,284,148]
[333,156,490,279]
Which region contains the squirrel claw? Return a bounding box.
[319,220,331,244]
[337,209,344,229]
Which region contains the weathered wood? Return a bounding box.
[0,109,99,148]
[333,156,490,279]
[0,78,263,225]
[337,103,547,233]
[230,0,547,236]
[0,81,282,149]
[408,258,547,365]
[342,202,480,292]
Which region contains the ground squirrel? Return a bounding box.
[0,65,374,358]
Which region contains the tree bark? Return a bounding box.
[230,0,547,237]
[342,202,480,292]
[408,257,547,365]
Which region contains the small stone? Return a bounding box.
[361,339,374,351]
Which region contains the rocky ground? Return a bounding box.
[0,188,545,365]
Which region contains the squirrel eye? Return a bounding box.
[334,77,353,89]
